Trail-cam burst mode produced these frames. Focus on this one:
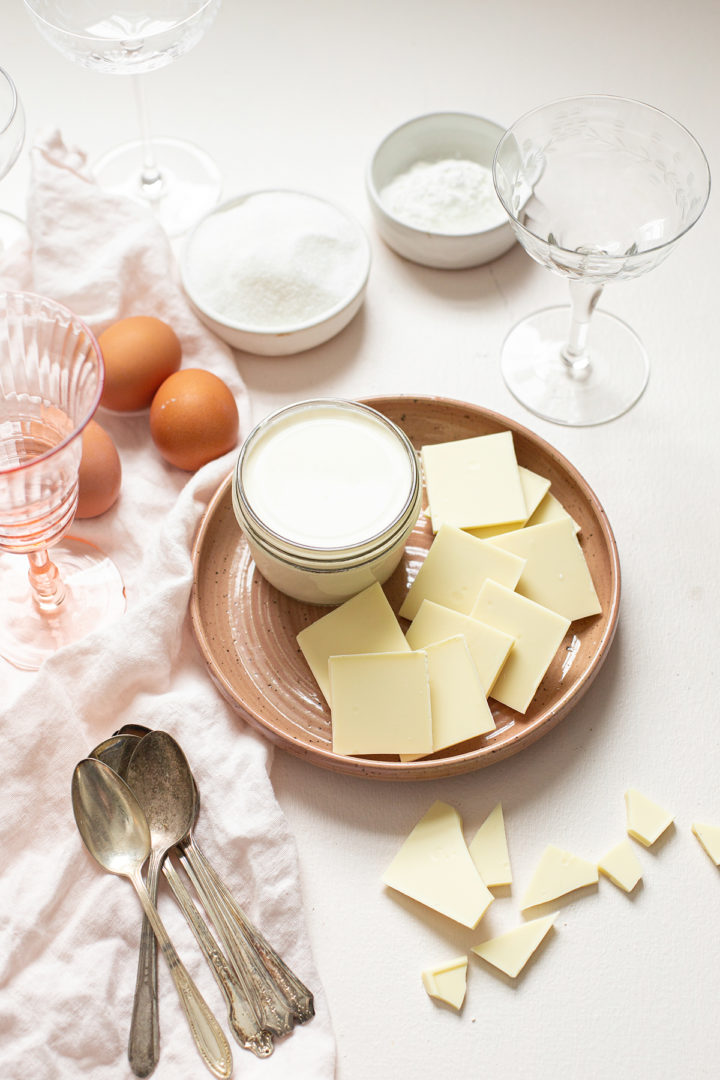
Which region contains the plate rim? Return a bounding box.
[190,394,621,779]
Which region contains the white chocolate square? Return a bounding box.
[466,466,551,540]
[486,518,601,621]
[526,491,581,534]
[421,431,527,532]
[405,599,514,695]
[401,635,495,760]
[297,581,409,705]
[329,650,432,756]
[399,524,525,621]
[471,581,570,714]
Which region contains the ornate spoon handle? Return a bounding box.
[129,867,232,1079]
[194,844,315,1023]
[179,839,295,1038]
[163,857,273,1058]
[128,852,161,1078]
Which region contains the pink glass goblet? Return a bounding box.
[0,291,126,670]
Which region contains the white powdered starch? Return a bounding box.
[380,158,507,234]
[186,192,368,329]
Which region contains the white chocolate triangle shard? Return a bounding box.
[624,789,674,847]
[383,801,493,929]
[421,956,468,1010]
[692,822,720,865]
[472,915,555,978]
[520,844,598,909]
[468,803,512,886]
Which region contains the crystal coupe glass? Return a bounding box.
[22,0,222,236]
[0,292,126,670]
[493,95,711,425]
[0,66,27,250]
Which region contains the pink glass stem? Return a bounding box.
[27,549,66,612]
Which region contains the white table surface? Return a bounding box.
[4,2,720,1077]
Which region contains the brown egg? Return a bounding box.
[150,369,239,472]
[76,420,122,518]
[98,315,182,412]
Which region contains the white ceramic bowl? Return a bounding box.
[366,112,516,269]
[180,190,371,356]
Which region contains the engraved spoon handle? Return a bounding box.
[163,858,273,1058]
[129,867,233,1080]
[128,852,160,1078]
[179,841,295,1038]
[194,843,315,1023]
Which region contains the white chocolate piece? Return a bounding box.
[691,823,720,866]
[625,789,675,847]
[406,600,514,695]
[468,803,512,886]
[399,524,525,621]
[526,490,581,534]
[598,839,643,892]
[520,845,598,909]
[486,519,601,622]
[383,801,494,928]
[472,916,555,978]
[421,431,527,533]
[401,636,495,761]
[329,651,432,756]
[471,581,570,714]
[297,581,409,704]
[466,466,551,540]
[421,956,468,1010]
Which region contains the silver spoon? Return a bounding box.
[95,731,274,1058]
[113,725,314,1029]
[71,758,233,1080]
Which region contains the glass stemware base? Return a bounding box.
[0,537,126,670]
[500,305,650,426]
[0,210,27,252]
[93,135,221,236]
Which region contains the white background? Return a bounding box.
[4,1,720,1077]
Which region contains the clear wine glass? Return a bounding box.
[492,95,711,426]
[22,0,222,237]
[0,66,28,250]
[0,291,126,671]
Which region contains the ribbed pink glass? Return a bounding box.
[0,291,125,669]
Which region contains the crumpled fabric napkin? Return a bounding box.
[0,132,336,1079]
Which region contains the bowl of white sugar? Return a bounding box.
[366,112,516,269]
[180,190,371,355]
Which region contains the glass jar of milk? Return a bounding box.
[232,399,422,605]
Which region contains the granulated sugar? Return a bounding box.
[184,191,369,329]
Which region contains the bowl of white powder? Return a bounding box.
[366,112,516,269]
[180,190,371,355]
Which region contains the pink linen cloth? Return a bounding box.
[0,132,336,1079]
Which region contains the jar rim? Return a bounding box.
[233,398,421,559]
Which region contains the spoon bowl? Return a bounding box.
[72,757,150,877]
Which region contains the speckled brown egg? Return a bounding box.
[76,420,122,518]
[149,368,239,471]
[98,315,182,412]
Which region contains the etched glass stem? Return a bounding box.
[132,75,163,197]
[562,279,604,373]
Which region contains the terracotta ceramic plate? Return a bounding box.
[190,396,620,780]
